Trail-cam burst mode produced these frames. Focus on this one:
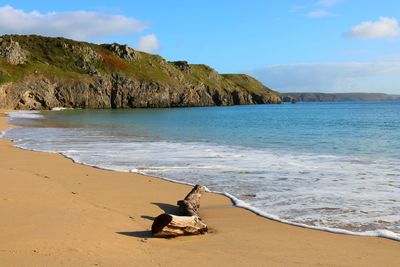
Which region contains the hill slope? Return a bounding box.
[0,35,281,110]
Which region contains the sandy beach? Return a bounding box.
[0,110,399,266]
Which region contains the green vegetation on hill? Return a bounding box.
[1,35,175,84]
[223,74,275,95]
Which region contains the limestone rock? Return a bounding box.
[170,61,192,73]
[104,43,140,61]
[70,44,102,75]
[0,38,28,65]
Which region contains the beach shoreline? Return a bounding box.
[1,110,399,266]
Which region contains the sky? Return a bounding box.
[0,0,400,94]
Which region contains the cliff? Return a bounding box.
[282,92,400,103]
[0,35,281,110]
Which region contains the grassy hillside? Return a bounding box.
[0,35,279,99]
[223,74,275,95]
[0,35,282,109]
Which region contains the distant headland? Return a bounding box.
[282,92,400,103]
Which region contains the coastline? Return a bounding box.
[1,110,399,266]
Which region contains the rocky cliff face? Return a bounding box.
[0,35,281,110]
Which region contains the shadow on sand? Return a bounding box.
[117,231,153,238]
[151,202,179,214]
[117,202,179,239]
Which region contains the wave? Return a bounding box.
[224,193,400,241]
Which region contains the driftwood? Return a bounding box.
[151,184,208,237]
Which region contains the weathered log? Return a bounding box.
[151,184,208,237]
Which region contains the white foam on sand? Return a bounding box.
[224,193,400,241]
[7,111,44,120]
[51,107,73,111]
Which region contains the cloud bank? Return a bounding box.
[345,17,400,39]
[249,61,400,94]
[0,5,147,40]
[137,34,160,53]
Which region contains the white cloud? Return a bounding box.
[0,5,147,40]
[345,17,400,39]
[137,34,160,53]
[308,10,330,18]
[248,60,400,94]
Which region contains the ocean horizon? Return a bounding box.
[4,101,400,241]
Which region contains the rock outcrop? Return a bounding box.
[0,35,282,110]
[170,61,192,73]
[282,95,298,103]
[0,38,28,65]
[103,43,140,61]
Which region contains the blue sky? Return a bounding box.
[1,0,400,93]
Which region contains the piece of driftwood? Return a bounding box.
[177,184,205,216]
[151,184,208,237]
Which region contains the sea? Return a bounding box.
[3,101,400,241]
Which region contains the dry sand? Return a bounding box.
[0,110,399,266]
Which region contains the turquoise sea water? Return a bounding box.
[4,101,400,240]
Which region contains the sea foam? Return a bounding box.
[7,111,44,120]
[51,107,73,111]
